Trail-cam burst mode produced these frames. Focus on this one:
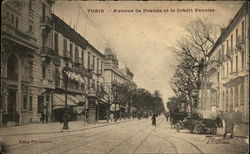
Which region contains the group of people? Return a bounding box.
[1,111,20,128]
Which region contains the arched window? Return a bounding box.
[7,55,18,81]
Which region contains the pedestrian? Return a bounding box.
[45,113,48,123]
[166,112,169,122]
[216,115,223,127]
[151,113,156,127]
[2,111,8,128]
[15,111,20,126]
[40,113,45,124]
[223,112,235,138]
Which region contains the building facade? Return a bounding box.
[1,0,55,123]
[199,2,249,123]
[1,0,105,124]
[103,47,136,118]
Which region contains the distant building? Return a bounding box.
[103,47,136,118]
[199,2,249,123]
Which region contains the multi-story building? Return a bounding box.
[199,2,249,123]
[1,0,106,124]
[1,0,55,123]
[52,14,105,122]
[103,47,136,118]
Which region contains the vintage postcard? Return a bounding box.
[0,0,249,153]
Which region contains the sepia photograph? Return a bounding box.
[0,0,249,153]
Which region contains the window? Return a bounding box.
[221,44,224,55]
[101,62,103,75]
[236,28,238,44]
[29,61,33,79]
[97,59,99,74]
[227,63,229,76]
[63,38,67,50]
[231,34,233,52]
[42,64,46,79]
[93,56,95,70]
[29,0,33,10]
[75,47,78,63]
[37,96,44,114]
[29,96,33,111]
[29,25,33,33]
[242,21,245,41]
[230,60,233,72]
[70,43,73,60]
[92,79,95,89]
[236,55,238,72]
[81,51,84,65]
[42,3,45,21]
[15,17,19,29]
[11,14,14,26]
[23,95,28,110]
[242,51,245,69]
[54,33,58,54]
[226,40,229,53]
[88,53,90,69]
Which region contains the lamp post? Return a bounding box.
[62,63,71,130]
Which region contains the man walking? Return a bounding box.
[151,113,156,127]
[15,111,20,126]
[2,111,8,128]
[223,112,235,138]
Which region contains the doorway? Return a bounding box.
[8,89,17,121]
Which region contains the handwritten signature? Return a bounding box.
[205,136,231,144]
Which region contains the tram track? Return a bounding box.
[8,119,143,153]
[107,117,164,154]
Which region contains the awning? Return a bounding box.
[53,94,77,109]
[67,95,80,104]
[75,95,87,103]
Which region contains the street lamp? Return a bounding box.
[62,63,71,130]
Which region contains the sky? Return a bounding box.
[53,1,244,104]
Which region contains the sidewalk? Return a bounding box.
[0,118,133,137]
[217,123,249,138]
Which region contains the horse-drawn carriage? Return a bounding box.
[170,112,217,134]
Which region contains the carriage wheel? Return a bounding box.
[193,124,202,134]
[176,123,181,133]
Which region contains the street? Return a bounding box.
[1,116,248,154]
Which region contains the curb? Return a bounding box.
[0,119,133,137]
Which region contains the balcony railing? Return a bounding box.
[41,47,54,58]
[229,71,238,77]
[2,17,36,45]
[40,16,53,31]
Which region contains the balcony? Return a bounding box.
[40,16,53,32]
[41,47,54,58]
[53,55,61,66]
[2,17,37,46]
[88,64,94,72]
[97,69,102,76]
[230,71,238,77]
[75,57,81,65]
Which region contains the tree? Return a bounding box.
[170,18,218,111]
